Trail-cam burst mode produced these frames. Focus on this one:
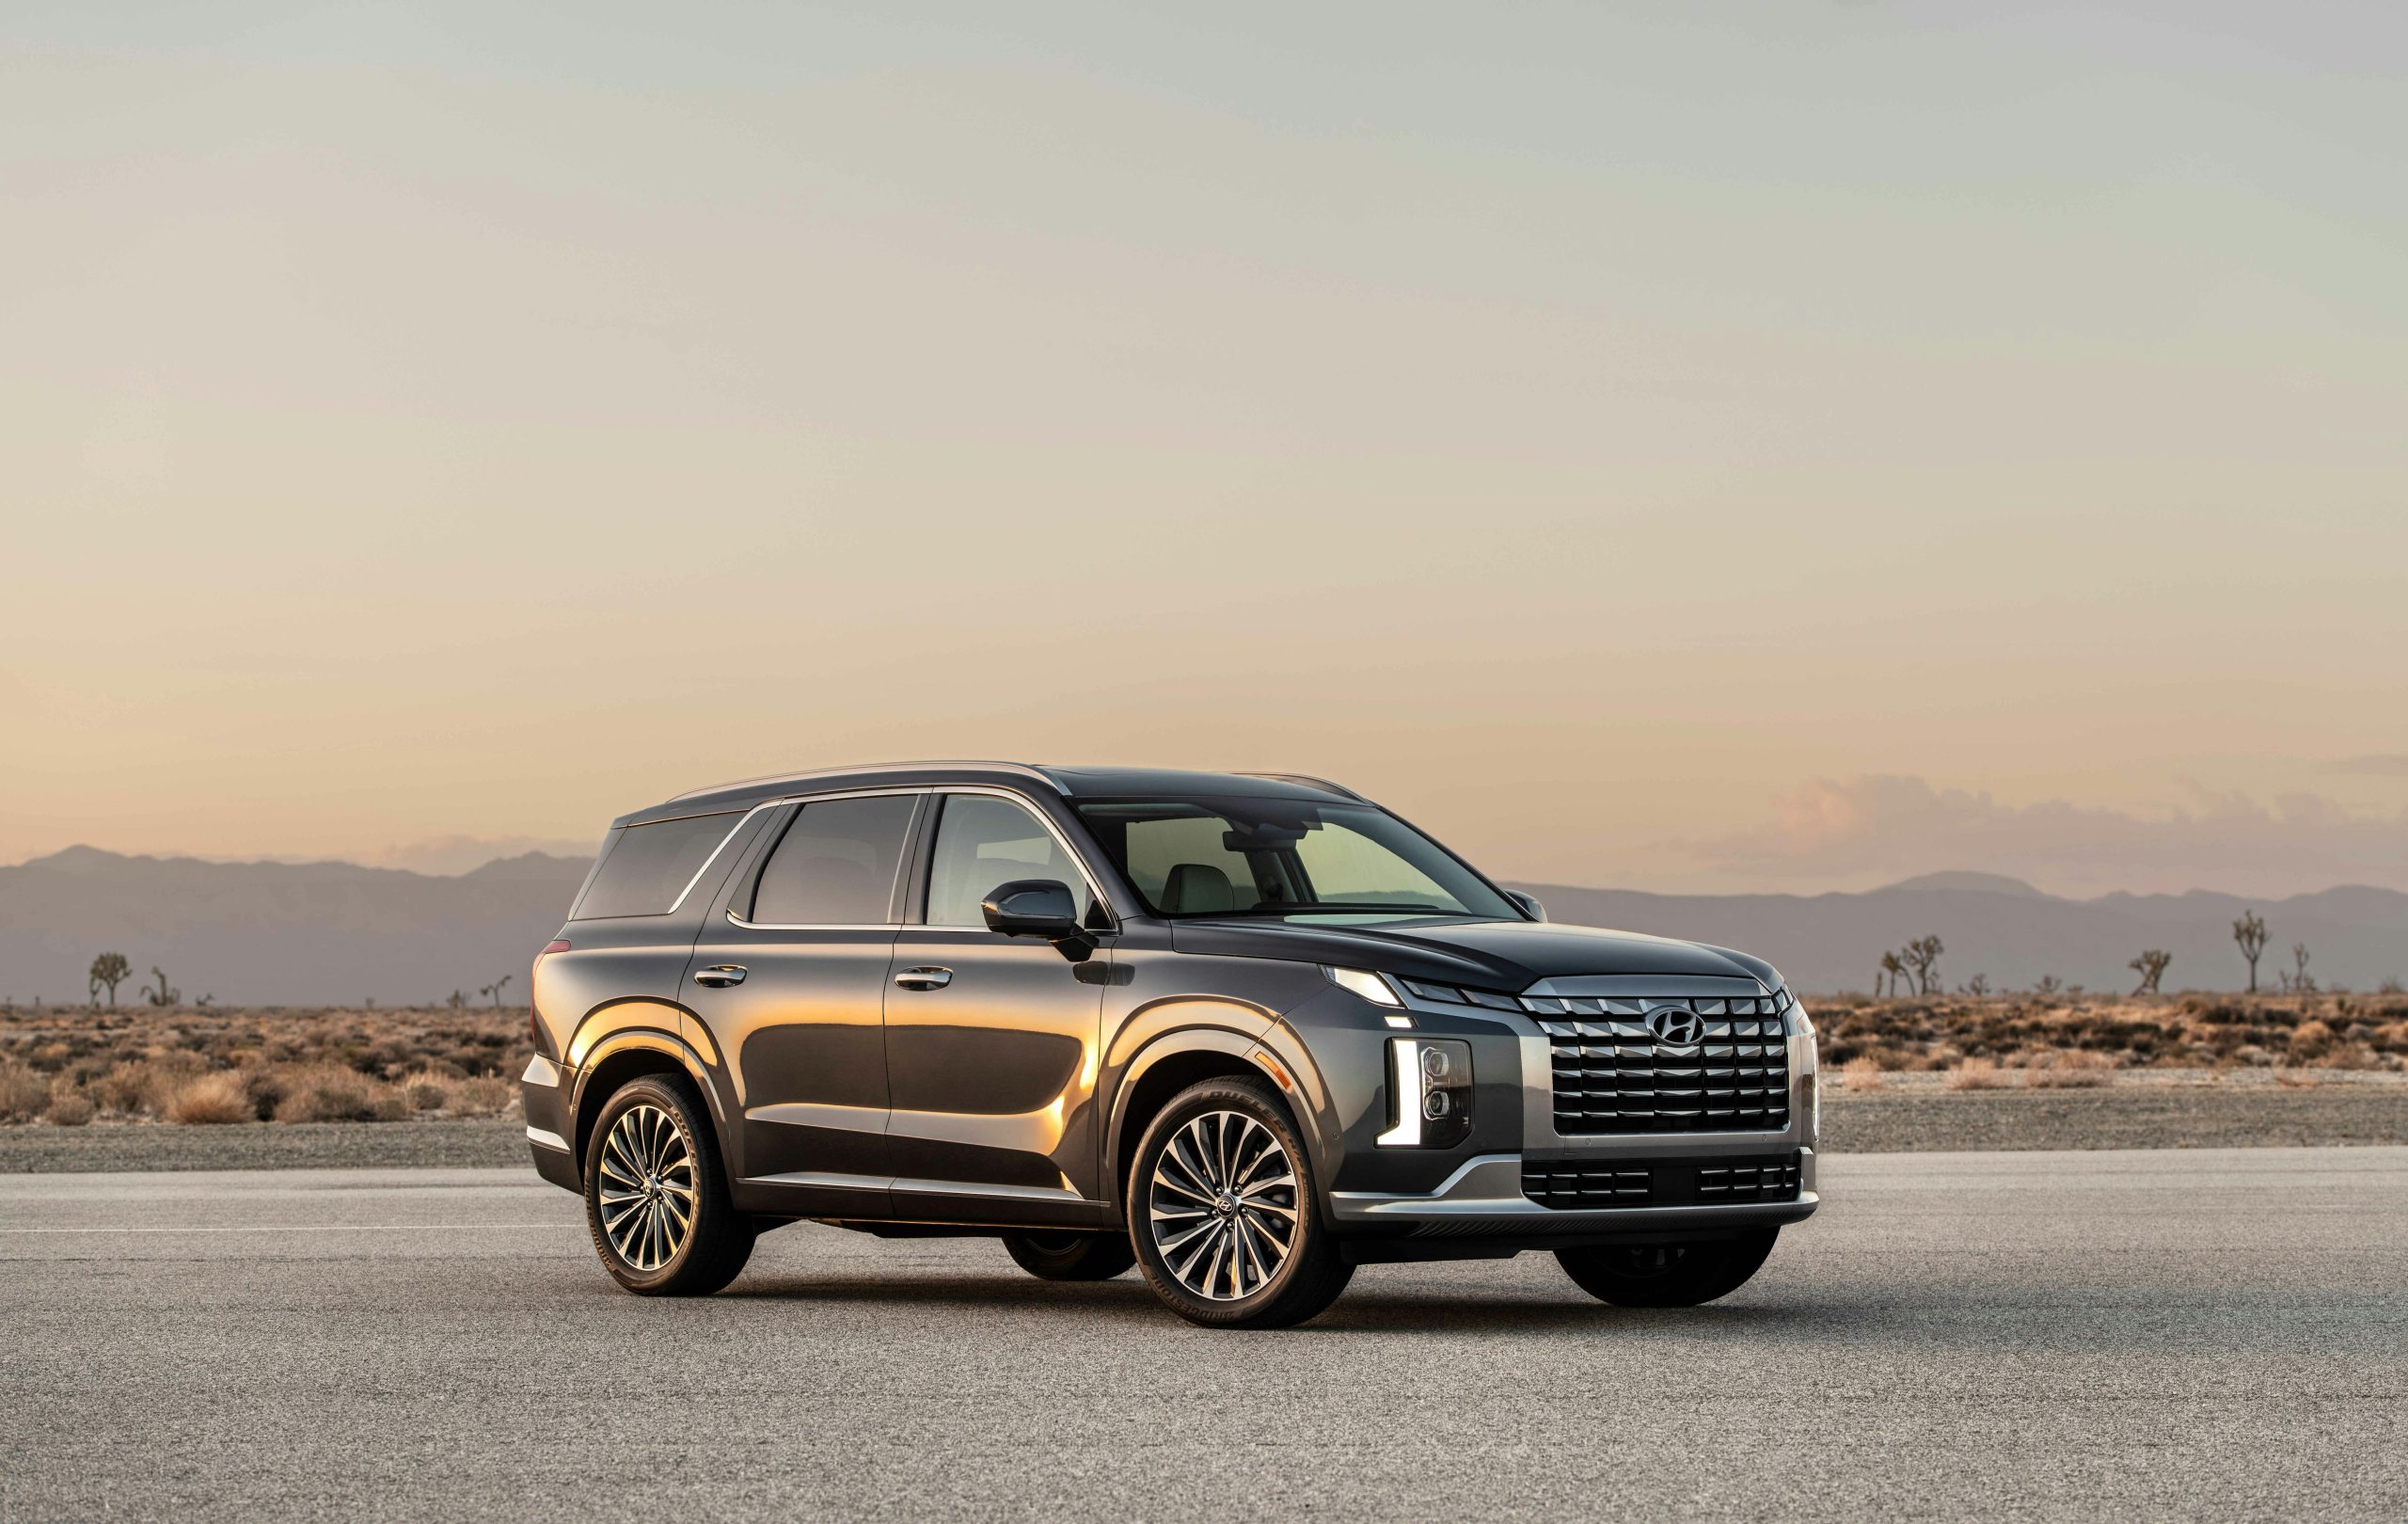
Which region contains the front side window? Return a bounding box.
[573,812,738,920]
[925,794,1097,927]
[1074,798,1516,921]
[749,795,917,925]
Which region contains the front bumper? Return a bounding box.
[1331,1148,1818,1235]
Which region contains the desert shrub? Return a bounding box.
[404,1072,450,1111]
[1945,1057,2013,1090]
[1839,1056,1885,1092]
[0,1061,50,1122]
[2287,1020,2335,1063]
[272,1065,405,1123]
[164,1072,253,1125]
[44,1084,96,1127]
[2024,1049,2115,1088]
[445,1074,516,1118]
[2313,1041,2381,1072]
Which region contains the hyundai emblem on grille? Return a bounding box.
[1647,1006,1705,1044]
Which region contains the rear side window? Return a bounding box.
[749,795,918,925]
[572,813,739,920]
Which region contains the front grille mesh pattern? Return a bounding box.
[1522,1153,1802,1210]
[1527,990,1794,1135]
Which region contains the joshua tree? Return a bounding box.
[1877,951,1909,998]
[448,990,467,1010]
[1902,935,1945,996]
[2287,943,2315,994]
[143,966,181,1008]
[87,952,131,1009]
[2232,910,2269,993]
[1963,974,1990,997]
[481,974,515,1008]
[2129,949,2172,996]
[2035,974,2064,999]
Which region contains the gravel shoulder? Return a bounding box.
[3,1081,2402,1172]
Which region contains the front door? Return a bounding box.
[684,790,922,1215]
[884,791,1110,1222]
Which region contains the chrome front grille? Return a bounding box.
[1527,990,1794,1135]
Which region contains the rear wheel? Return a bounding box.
[1003,1230,1137,1281]
[1127,1076,1353,1329]
[582,1073,755,1295]
[1556,1228,1778,1308]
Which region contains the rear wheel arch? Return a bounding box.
[571,1031,729,1180]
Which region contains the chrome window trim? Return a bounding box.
[711,786,930,929]
[661,801,786,916]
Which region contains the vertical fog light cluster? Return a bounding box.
[1375,1037,1472,1148]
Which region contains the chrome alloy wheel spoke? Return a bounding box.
[600,1104,693,1273]
[1149,1109,1298,1302]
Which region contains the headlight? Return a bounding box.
[1375,1037,1472,1148]
[1323,966,1402,1008]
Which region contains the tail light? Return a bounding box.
[530,939,570,1056]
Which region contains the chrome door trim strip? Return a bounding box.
[746,1102,891,1135]
[889,1176,1085,1203]
[742,1170,891,1193]
[662,800,786,915]
[702,786,933,924]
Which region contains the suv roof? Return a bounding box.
[618,762,1363,827]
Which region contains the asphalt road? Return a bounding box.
[3,1151,2402,1523]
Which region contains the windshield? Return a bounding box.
[1073,797,1520,921]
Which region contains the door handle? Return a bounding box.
[894,965,954,992]
[692,965,748,988]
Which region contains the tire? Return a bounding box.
[1126,1076,1354,1329]
[582,1072,756,1296]
[1555,1228,1779,1308]
[1003,1230,1138,1281]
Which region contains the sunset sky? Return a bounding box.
[6,2,2404,897]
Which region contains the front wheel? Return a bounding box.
[1556,1228,1778,1308]
[1127,1077,1353,1329]
[1003,1230,1137,1281]
[582,1073,755,1295]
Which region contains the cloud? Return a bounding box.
[1683,775,2408,897]
[2335,754,2408,777]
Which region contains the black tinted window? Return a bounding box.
[573,813,738,920]
[750,795,917,925]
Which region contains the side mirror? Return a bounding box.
[1505,890,1546,922]
[981,880,1094,961]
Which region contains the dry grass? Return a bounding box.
[1839,1056,1888,1092]
[162,1071,253,1125]
[1944,1056,2014,1090]
[2022,1049,2116,1088]
[0,1006,526,1127]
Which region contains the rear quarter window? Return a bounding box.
[571,812,739,919]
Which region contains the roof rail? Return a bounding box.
[1238,771,1365,801]
[670,760,1068,802]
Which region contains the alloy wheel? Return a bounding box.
[596,1103,695,1272]
[1147,1109,1298,1301]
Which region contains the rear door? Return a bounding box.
[682,790,923,1215]
[883,789,1112,1223]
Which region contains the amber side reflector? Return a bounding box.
[1255,1054,1294,1091]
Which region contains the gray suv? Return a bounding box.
[522,763,1818,1328]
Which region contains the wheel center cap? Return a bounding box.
[1216,1190,1240,1216]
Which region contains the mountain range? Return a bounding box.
[2,847,2400,1005]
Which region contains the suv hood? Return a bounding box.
[1167,915,1778,993]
